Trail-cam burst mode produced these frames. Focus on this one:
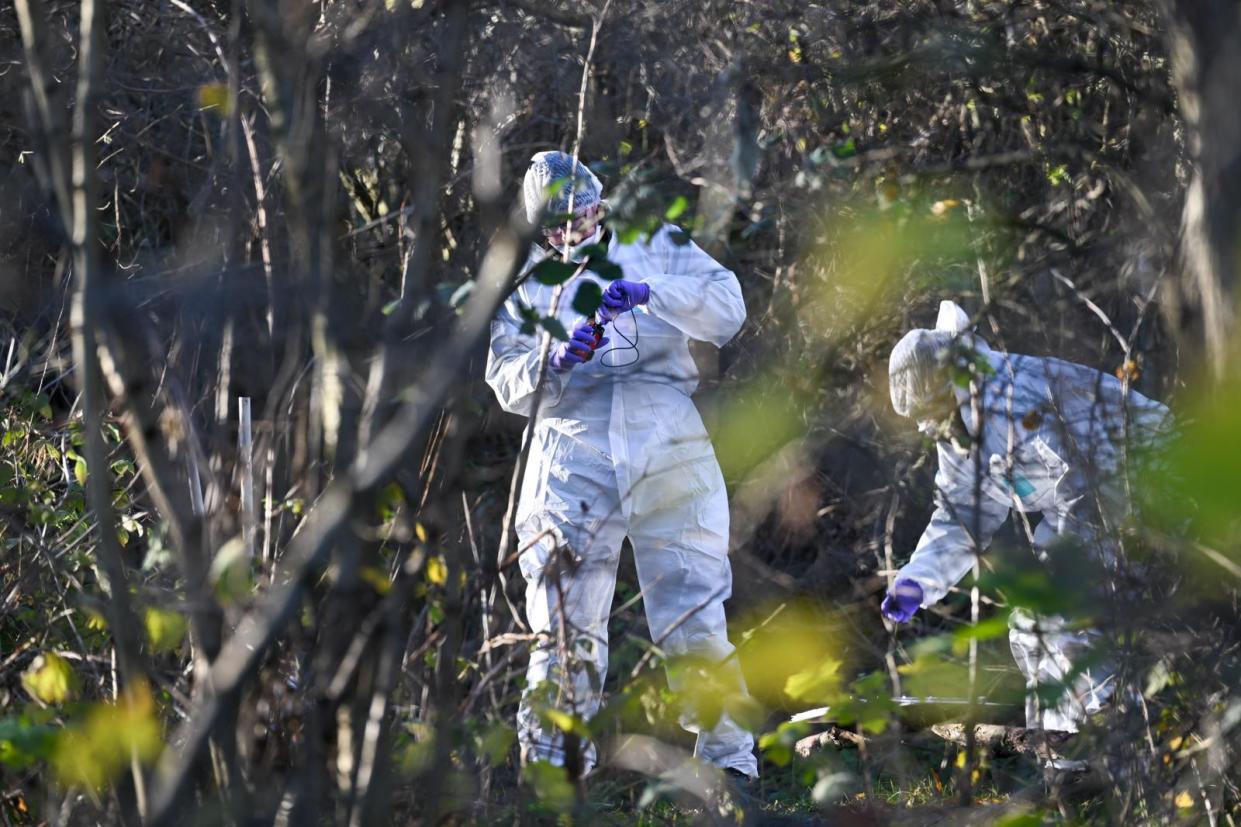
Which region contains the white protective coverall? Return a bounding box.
[894,304,1170,732]
[486,224,758,776]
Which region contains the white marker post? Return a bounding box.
[238,396,257,561]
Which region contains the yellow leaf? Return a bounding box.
[543,709,584,736]
[74,458,88,487]
[195,82,231,115]
[784,659,842,703]
[21,652,79,705]
[54,682,163,791]
[83,609,108,631]
[359,565,392,595]
[144,607,187,654]
[1175,791,1195,809]
[415,522,428,543]
[426,555,447,585]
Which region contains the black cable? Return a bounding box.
[600,308,639,368]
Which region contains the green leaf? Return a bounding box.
[73,457,87,487]
[476,723,516,765]
[541,317,569,341]
[995,814,1046,827]
[951,613,1011,655]
[571,282,603,317]
[523,760,575,811]
[517,302,540,335]
[530,259,578,286]
[144,607,187,653]
[586,258,622,281]
[209,537,253,604]
[53,683,163,791]
[575,243,609,259]
[664,196,689,220]
[0,715,58,770]
[831,138,857,159]
[758,721,809,767]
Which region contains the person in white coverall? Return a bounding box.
[882,302,1171,739]
[486,151,758,778]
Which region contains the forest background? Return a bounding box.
[2,0,1241,824]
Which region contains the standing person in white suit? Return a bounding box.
[882,301,1171,753]
[486,151,758,779]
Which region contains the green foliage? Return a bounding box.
[209,537,254,604]
[529,259,580,286]
[758,721,810,767]
[1150,380,1241,550]
[474,723,516,765]
[144,607,187,654]
[52,683,163,791]
[541,316,569,341]
[0,713,57,770]
[522,760,576,811]
[571,281,603,317]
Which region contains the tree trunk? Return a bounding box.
[1161,0,1241,381]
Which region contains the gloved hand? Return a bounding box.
[598,279,651,322]
[549,319,608,372]
[881,578,924,624]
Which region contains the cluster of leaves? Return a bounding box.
[0,351,182,804]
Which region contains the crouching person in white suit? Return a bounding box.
[882,301,1171,754]
[486,151,758,780]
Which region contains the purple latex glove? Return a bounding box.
[549,319,609,372]
[598,279,651,322]
[881,578,924,624]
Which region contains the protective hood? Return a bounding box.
[523,151,604,225]
[889,301,989,418]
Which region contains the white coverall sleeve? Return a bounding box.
[485,295,568,417]
[897,444,1011,606]
[640,226,746,347]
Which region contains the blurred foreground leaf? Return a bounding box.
[523,760,575,811]
[53,682,163,791]
[0,714,57,770]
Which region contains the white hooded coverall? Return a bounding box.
[486,224,758,776]
[895,314,1170,732]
